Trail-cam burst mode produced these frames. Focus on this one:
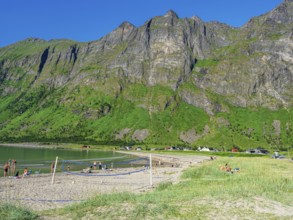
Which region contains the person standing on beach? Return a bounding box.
[8,159,12,175]
[3,162,10,177]
[98,161,102,170]
[11,159,17,175]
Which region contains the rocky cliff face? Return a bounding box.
[1,2,292,109]
[0,9,234,90]
[191,0,293,109]
[0,0,292,147]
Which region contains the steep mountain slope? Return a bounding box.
[0,0,292,150]
[194,0,293,109]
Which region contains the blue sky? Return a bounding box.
[1,0,283,48]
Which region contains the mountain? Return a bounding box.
[0,1,292,150]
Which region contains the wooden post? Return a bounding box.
[51,156,58,184]
[150,154,153,186]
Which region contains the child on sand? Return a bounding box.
[22,168,29,178]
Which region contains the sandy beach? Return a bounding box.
[0,151,209,211]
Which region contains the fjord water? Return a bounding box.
[0,145,129,177]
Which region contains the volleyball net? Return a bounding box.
[60,156,150,177]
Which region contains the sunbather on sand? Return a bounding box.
[82,166,92,173]
[22,168,29,178]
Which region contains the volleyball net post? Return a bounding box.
[51,156,58,184]
[150,154,153,186]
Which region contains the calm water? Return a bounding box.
[0,145,138,177]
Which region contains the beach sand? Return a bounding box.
[0,152,209,211]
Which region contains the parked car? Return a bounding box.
[271,151,285,159]
[246,148,269,154]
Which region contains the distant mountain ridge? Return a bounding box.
[0,0,292,150]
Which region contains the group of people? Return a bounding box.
[4,159,106,176]
[3,159,30,178]
[220,163,240,174]
[93,161,103,170]
[3,159,17,177]
[82,161,106,173]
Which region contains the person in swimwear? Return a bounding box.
[93,161,97,170]
[3,162,10,177]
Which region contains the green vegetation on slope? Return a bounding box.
[196,106,293,150]
[0,38,79,62]
[0,80,292,151]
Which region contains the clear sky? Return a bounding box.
[0,0,283,48]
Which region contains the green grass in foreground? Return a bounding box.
[0,204,38,220]
[40,157,293,220]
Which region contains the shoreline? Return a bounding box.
[0,151,209,211]
[0,142,74,149]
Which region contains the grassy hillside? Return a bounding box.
[0,80,292,151]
